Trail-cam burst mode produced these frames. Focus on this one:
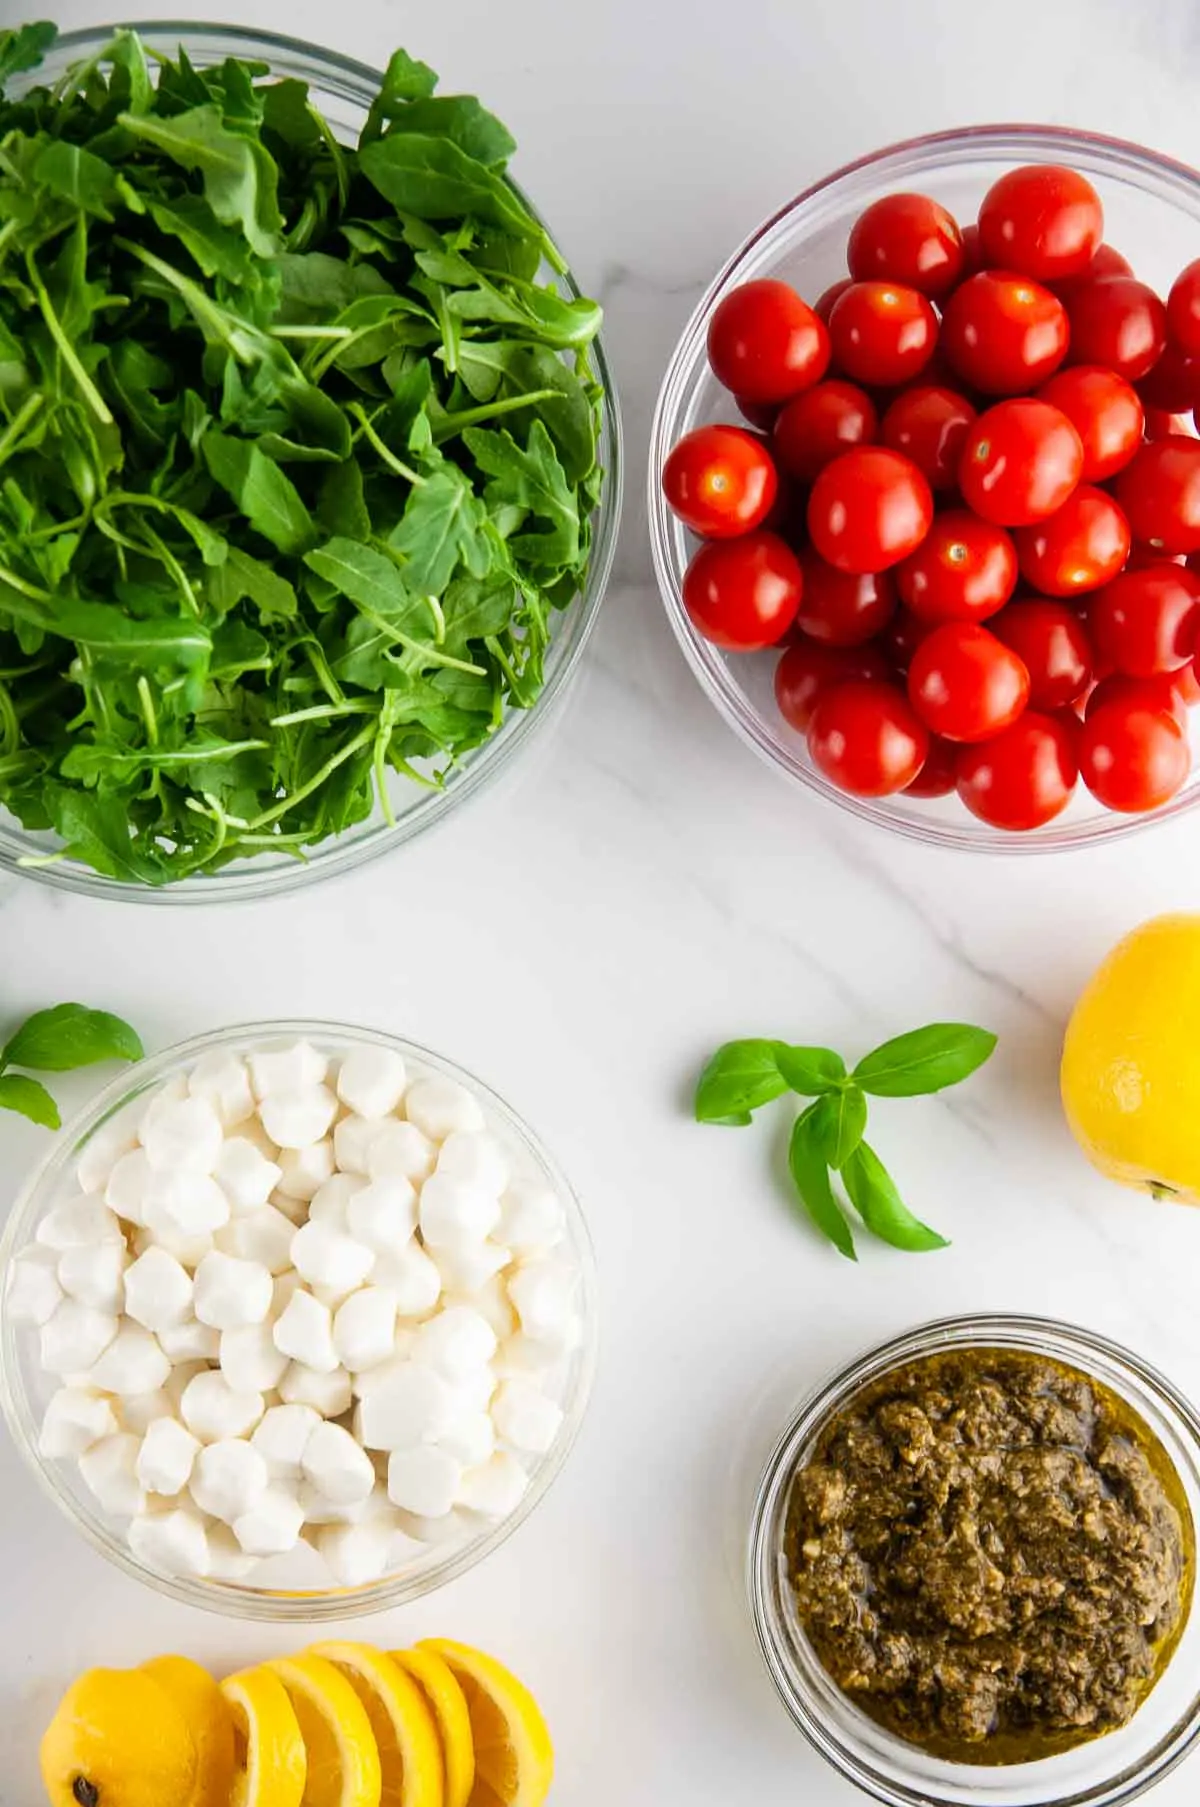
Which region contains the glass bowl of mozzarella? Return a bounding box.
[0,1022,595,1620]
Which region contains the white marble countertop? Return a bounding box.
[6,1,1200,1800]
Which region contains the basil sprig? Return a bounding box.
[0,1003,142,1129]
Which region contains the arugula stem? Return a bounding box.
[270,701,377,727]
[348,404,424,485]
[357,603,487,674]
[269,325,354,341]
[247,724,375,830]
[25,256,114,426]
[0,393,45,475]
[433,389,559,438]
[136,676,159,748]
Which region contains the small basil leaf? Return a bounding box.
[854,1024,997,1097]
[0,1073,60,1129]
[774,1044,846,1096]
[811,1085,868,1170]
[4,1004,143,1072]
[694,1040,788,1126]
[842,1140,949,1252]
[788,1108,856,1260]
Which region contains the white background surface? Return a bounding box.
[4,1,1200,1800]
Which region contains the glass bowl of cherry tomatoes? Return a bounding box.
[649,126,1200,849]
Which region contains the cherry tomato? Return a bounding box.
[1085,672,1189,730]
[1137,341,1200,414]
[827,282,938,388]
[956,712,1078,828]
[884,606,935,672]
[1177,658,1200,705]
[1036,366,1144,481]
[661,425,779,539]
[793,550,896,646]
[1147,408,1196,441]
[1088,563,1200,674]
[978,165,1103,281]
[903,735,959,797]
[958,399,1084,527]
[1116,437,1200,554]
[813,278,853,324]
[1168,258,1200,358]
[1014,485,1130,598]
[774,639,892,731]
[1065,276,1167,382]
[896,511,1017,623]
[772,380,877,482]
[847,193,965,297]
[1052,242,1133,300]
[707,279,831,404]
[807,680,930,796]
[907,622,1031,742]
[1079,699,1190,811]
[682,530,802,650]
[959,222,983,277]
[990,599,1092,709]
[807,447,933,574]
[879,385,976,490]
[941,272,1069,394]
[735,396,778,432]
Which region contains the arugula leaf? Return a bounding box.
[854,1025,998,1097]
[359,134,546,245]
[789,1108,856,1260]
[3,1003,143,1071]
[360,47,439,144]
[202,432,316,555]
[389,466,493,593]
[118,106,284,257]
[305,537,426,627]
[842,1141,950,1252]
[694,1040,790,1126]
[0,1073,59,1129]
[0,22,56,93]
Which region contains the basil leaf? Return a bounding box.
[810,1085,868,1170]
[842,1141,949,1252]
[788,1108,856,1260]
[0,1073,59,1130]
[773,1045,846,1095]
[4,1004,143,1072]
[694,1040,789,1126]
[854,1024,997,1097]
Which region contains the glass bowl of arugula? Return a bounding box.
[0,22,621,899]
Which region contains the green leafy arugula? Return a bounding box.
[0,25,605,884]
[695,1024,997,1259]
[0,1002,143,1128]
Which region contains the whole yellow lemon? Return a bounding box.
[1062,912,1200,1205]
[40,1666,197,1807]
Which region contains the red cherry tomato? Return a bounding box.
[813,278,853,324]
[1052,242,1134,300]
[807,680,930,796]
[1079,700,1190,811]
[1036,366,1144,481]
[958,399,1084,527]
[1147,408,1196,441]
[1085,672,1189,730]
[847,193,964,297]
[707,279,831,404]
[1088,563,1200,674]
[941,272,1069,394]
[772,380,877,482]
[793,550,896,646]
[1014,486,1131,598]
[1136,341,1200,414]
[807,447,933,574]
[896,511,1017,623]
[956,712,1078,828]
[1177,658,1200,705]
[978,165,1103,282]
[907,622,1032,743]
[884,606,935,672]
[903,735,959,797]
[774,639,892,731]
[735,396,778,432]
[959,222,983,277]
[661,425,780,539]
[827,282,938,388]
[1065,276,1167,382]
[681,530,802,650]
[1115,437,1200,554]
[1168,259,1200,358]
[879,385,976,490]
[990,599,1093,709]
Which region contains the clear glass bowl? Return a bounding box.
[649,126,1200,854]
[748,1314,1200,1807]
[0,1020,597,1621]
[1,25,622,903]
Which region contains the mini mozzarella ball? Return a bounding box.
[290,1222,374,1298]
[128,1506,210,1577]
[141,1096,224,1176]
[215,1137,282,1214]
[180,1369,265,1442]
[136,1417,201,1495]
[79,1431,144,1517]
[336,1045,408,1117]
[275,1138,334,1202]
[217,1205,295,1275]
[301,1420,375,1506]
[132,1221,213,1270]
[346,1177,416,1254]
[188,1049,255,1129]
[76,1107,140,1198]
[259,1085,339,1152]
[40,1300,118,1374]
[120,1388,172,1435]
[251,1402,320,1480]
[57,1243,126,1315]
[145,1173,231,1242]
[508,1259,578,1341]
[158,1318,219,1363]
[458,1451,529,1519]
[317,1514,399,1587]
[37,1197,123,1253]
[404,1076,485,1142]
[366,1121,437,1186]
[190,1438,270,1523]
[419,1175,501,1252]
[278,1361,352,1418]
[394,1507,471,1546]
[436,1131,509,1197]
[437,1410,496,1469]
[89,1324,171,1397]
[434,1241,511,1298]
[249,1041,328,1099]
[39,1387,118,1459]
[206,1523,257,1580]
[331,1288,397,1373]
[464,1275,517,1343]
[371,1242,441,1317]
[499,1179,565,1255]
[492,1379,565,1455]
[357,1362,454,1451]
[193,1251,273,1330]
[273,1289,338,1374]
[6,1246,63,1326]
[351,1342,417,1402]
[308,1173,365,1231]
[332,1115,386,1178]
[233,1484,306,1557]
[446,1365,497,1417]
[412,1305,497,1381]
[387,1446,462,1518]
[221,1323,288,1393]
[123,1247,194,1333]
[105,1149,155,1228]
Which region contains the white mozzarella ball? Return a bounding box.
[465,1275,517,1342]
[5,1246,63,1326]
[365,1121,436,1184]
[105,1148,156,1228]
[37,1197,123,1252]
[498,1179,565,1255]
[215,1138,282,1214]
[493,1331,573,1386]
[446,1366,497,1416]
[259,1086,339,1151]
[193,1251,273,1329]
[404,1077,485,1142]
[434,1242,511,1298]
[128,1507,210,1578]
[188,1050,255,1129]
[123,1247,194,1333]
[136,1417,201,1495]
[141,1096,224,1176]
[39,1387,117,1459]
[76,1107,140,1198]
[436,1131,509,1197]
[145,1173,231,1240]
[346,1178,416,1253]
[233,1485,306,1556]
[275,1139,335,1202]
[317,1514,400,1587]
[457,1451,529,1519]
[296,1480,366,1525]
[411,1305,496,1381]
[58,1243,126,1315]
[271,1271,303,1317]
[190,1438,269,1523]
[332,1288,397,1373]
[492,1379,564,1455]
[290,1222,374,1298]
[216,1206,295,1275]
[307,1173,365,1231]
[372,1243,441,1318]
[278,1361,351,1419]
[251,1402,320,1480]
[437,1410,496,1469]
[357,1362,453,1451]
[163,1359,208,1415]
[40,1300,118,1374]
[336,1047,407,1120]
[249,1042,328,1099]
[137,1075,188,1139]
[273,1289,338,1374]
[332,1115,387,1178]
[132,1221,213,1271]
[351,1341,416,1401]
[78,1431,144,1517]
[157,1318,219,1362]
[120,1388,173,1435]
[387,1447,461,1518]
[207,1523,258,1580]
[180,1370,265,1442]
[508,1259,578,1342]
[301,1420,375,1506]
[419,1175,500,1251]
[393,1508,471,1546]
[221,1322,288,1393]
[89,1324,171,1397]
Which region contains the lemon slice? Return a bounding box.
[390,1647,474,1807]
[268,1653,383,1807]
[220,1664,307,1807]
[142,1655,235,1807]
[40,1666,198,1807]
[418,1642,553,1807]
[309,1642,443,1807]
